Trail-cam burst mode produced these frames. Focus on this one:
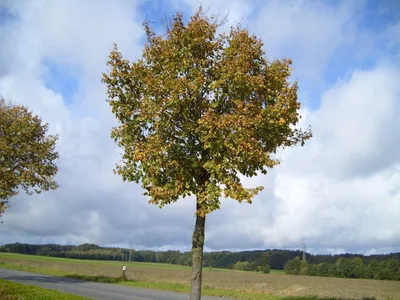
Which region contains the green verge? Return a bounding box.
[0,279,91,300]
[0,262,374,300]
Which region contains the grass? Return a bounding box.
[0,279,91,300]
[0,252,283,273]
[57,274,380,300]
[1,253,399,300]
[65,274,125,283]
[0,252,188,270]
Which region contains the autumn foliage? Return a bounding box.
[103,8,311,299]
[0,98,59,216]
[103,11,311,215]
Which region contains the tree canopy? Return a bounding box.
[102,10,311,216]
[0,98,59,216]
[284,256,400,281]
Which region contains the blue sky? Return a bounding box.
[41,59,82,104]
[0,0,399,255]
[29,0,399,110]
[0,5,17,25]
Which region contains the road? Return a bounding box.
[0,268,234,300]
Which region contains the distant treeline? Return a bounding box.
[1,243,399,277]
[284,256,400,281]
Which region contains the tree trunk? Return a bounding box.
[190,201,206,300]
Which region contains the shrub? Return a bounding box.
[262,264,271,274]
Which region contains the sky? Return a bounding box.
[0,0,399,255]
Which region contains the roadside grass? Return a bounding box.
[65,274,125,283]
[0,261,65,277]
[0,279,91,300]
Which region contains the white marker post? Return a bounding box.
[122,265,126,279]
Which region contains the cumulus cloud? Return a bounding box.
[0,0,399,255]
[206,64,400,253]
[314,66,400,178]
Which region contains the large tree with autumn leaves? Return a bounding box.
[103,8,311,300]
[0,98,59,217]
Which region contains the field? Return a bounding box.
[0,253,399,300]
[0,278,90,300]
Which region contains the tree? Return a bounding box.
[270,251,292,269]
[366,259,380,279]
[299,260,309,275]
[102,8,311,300]
[249,261,258,271]
[284,257,302,275]
[327,263,337,277]
[233,261,250,271]
[376,268,392,280]
[259,252,270,267]
[0,98,59,217]
[262,264,271,274]
[336,257,346,278]
[386,258,399,275]
[352,257,365,278]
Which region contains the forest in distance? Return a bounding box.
[1,242,399,281]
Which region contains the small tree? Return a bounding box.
[103,8,311,300]
[336,257,346,278]
[0,98,59,217]
[386,258,399,275]
[284,257,302,275]
[352,257,365,279]
[327,263,337,277]
[299,260,309,275]
[262,264,271,274]
[248,261,258,271]
[376,268,392,280]
[366,259,380,279]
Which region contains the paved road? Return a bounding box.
[0,268,233,300]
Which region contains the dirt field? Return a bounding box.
[1,253,399,300]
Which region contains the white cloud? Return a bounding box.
[207,64,400,252]
[0,0,399,255]
[314,66,400,178]
[181,0,254,28]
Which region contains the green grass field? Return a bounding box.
[0,252,284,274]
[0,279,91,300]
[0,253,399,300]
